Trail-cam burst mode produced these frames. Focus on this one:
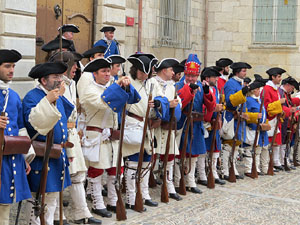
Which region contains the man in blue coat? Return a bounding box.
[0,49,35,225]
[94,26,120,57]
[23,61,74,225]
[174,54,216,194]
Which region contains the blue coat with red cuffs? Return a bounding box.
[23,87,74,193]
[176,80,215,156]
[0,88,32,204]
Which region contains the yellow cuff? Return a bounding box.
[246,112,258,124]
[229,90,246,107]
[267,100,283,117]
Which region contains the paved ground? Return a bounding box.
[10,166,300,225]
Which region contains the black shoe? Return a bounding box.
[187,187,202,194]
[86,194,92,201]
[274,165,284,171]
[197,180,208,186]
[63,200,69,207]
[290,166,296,170]
[144,199,158,207]
[169,193,182,201]
[258,172,265,176]
[215,179,226,185]
[236,175,244,179]
[74,217,102,224]
[222,175,229,181]
[106,204,116,213]
[175,187,179,193]
[125,203,146,212]
[102,189,108,197]
[91,208,112,218]
[273,168,280,172]
[54,220,69,225]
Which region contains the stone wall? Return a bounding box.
[0,0,36,98]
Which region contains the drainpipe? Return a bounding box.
[137,0,142,52]
[203,0,209,67]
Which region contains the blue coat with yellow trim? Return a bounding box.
[245,96,269,147]
[0,88,32,204]
[23,88,74,193]
[223,77,247,141]
[93,39,119,57]
[176,80,216,155]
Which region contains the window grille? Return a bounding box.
[253,0,297,45]
[157,0,191,48]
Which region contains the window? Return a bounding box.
[253,0,297,45]
[157,0,191,48]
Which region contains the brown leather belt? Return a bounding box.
[161,121,176,130]
[183,111,204,122]
[67,122,76,129]
[86,126,120,140]
[127,112,143,122]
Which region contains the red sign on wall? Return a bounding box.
[126,16,134,26]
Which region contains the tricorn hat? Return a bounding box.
[127,53,158,75]
[282,76,299,91]
[58,24,80,33]
[154,58,179,72]
[100,26,116,32]
[41,39,73,52]
[0,49,22,65]
[28,62,68,79]
[107,55,126,64]
[83,58,112,72]
[216,58,233,68]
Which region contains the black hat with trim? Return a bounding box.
[28,62,68,79]
[216,58,233,68]
[58,24,80,33]
[173,64,185,74]
[107,55,126,64]
[82,46,107,58]
[0,49,22,65]
[83,58,112,72]
[100,26,116,32]
[42,39,73,52]
[127,53,158,75]
[266,67,286,80]
[282,76,299,91]
[201,66,221,81]
[254,74,268,84]
[244,77,252,84]
[154,58,179,72]
[230,62,252,70]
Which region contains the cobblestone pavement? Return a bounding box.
[11,168,300,225]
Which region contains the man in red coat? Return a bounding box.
[263,67,289,171]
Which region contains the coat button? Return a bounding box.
[10,186,14,190]
[13,171,16,175]
[48,167,50,171]
[10,193,13,198]
[13,163,16,167]
[12,179,14,183]
[62,129,65,132]
[8,127,11,131]
[5,112,8,117]
[6,120,9,124]
[35,171,39,174]
[12,156,15,160]
[2,90,6,94]
[60,122,63,126]
[63,135,66,139]
[60,177,64,180]
[62,170,64,174]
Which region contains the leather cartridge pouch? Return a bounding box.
[161,121,176,130]
[3,136,31,155]
[32,140,62,159]
[260,123,271,131]
[149,118,162,129]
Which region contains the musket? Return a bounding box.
[284,94,295,171]
[148,156,157,188]
[267,114,280,176]
[0,112,5,190]
[228,102,245,183]
[33,128,54,225]
[207,88,223,189]
[250,90,265,179]
[178,97,195,195]
[134,83,154,212]
[293,114,300,167]
[161,88,178,202]
[115,87,127,221]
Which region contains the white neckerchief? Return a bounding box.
[266,80,279,90]
[155,75,169,88]
[0,80,11,90]
[62,75,72,86]
[103,36,112,44]
[220,74,228,81]
[232,76,244,85]
[280,85,288,93]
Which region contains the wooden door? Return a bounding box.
[36,0,94,64]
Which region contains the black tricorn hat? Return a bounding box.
[266,67,286,76]
[28,62,68,79]
[282,76,299,91]
[0,49,22,64]
[244,77,252,84]
[216,58,233,67]
[127,53,158,75]
[201,66,221,81]
[58,24,80,33]
[82,46,107,58]
[173,64,185,74]
[254,74,268,84]
[83,58,112,72]
[154,58,179,72]
[230,62,252,70]
[107,55,126,64]
[100,26,116,32]
[42,39,73,52]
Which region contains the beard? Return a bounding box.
[223,70,229,75]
